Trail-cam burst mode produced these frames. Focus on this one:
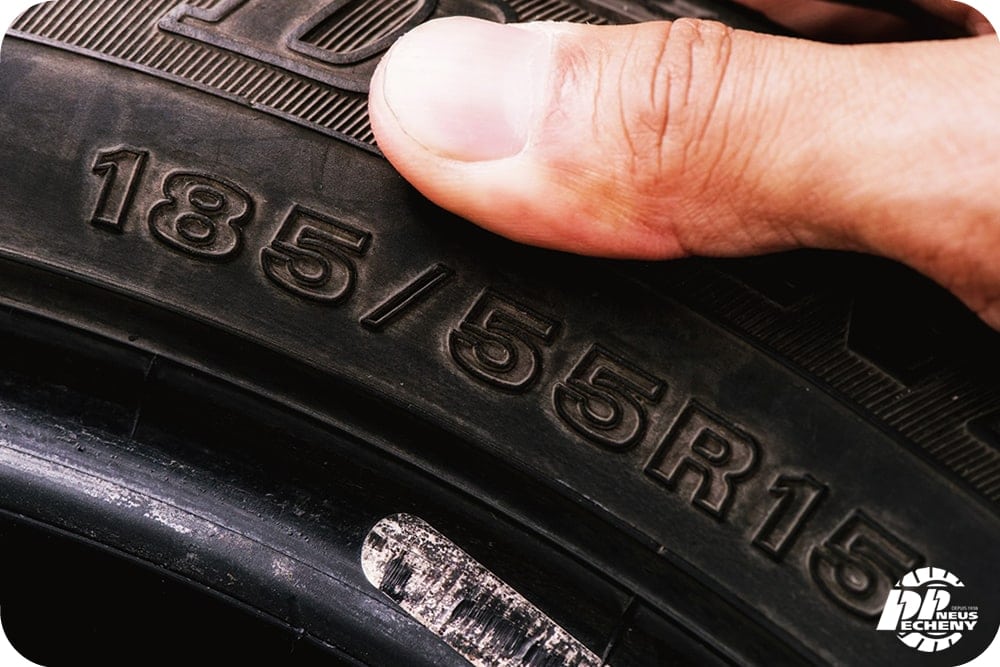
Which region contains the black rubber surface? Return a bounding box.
[0,1,998,665]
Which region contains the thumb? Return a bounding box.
[368,17,1000,319]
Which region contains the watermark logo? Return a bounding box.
[877,567,979,653]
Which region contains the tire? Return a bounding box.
[0,1,997,665]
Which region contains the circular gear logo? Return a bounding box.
[877,567,980,653]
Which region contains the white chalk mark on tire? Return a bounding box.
[362,514,605,667]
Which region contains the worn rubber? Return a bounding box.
[0,1,998,665]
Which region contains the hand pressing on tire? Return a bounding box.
[367,2,1000,328]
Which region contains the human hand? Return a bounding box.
[367,2,1000,328]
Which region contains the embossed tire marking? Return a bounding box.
[1,1,998,665]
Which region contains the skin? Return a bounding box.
[368,2,1000,329]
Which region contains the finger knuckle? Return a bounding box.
[617,20,739,222]
[542,19,743,250]
[657,18,736,169]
